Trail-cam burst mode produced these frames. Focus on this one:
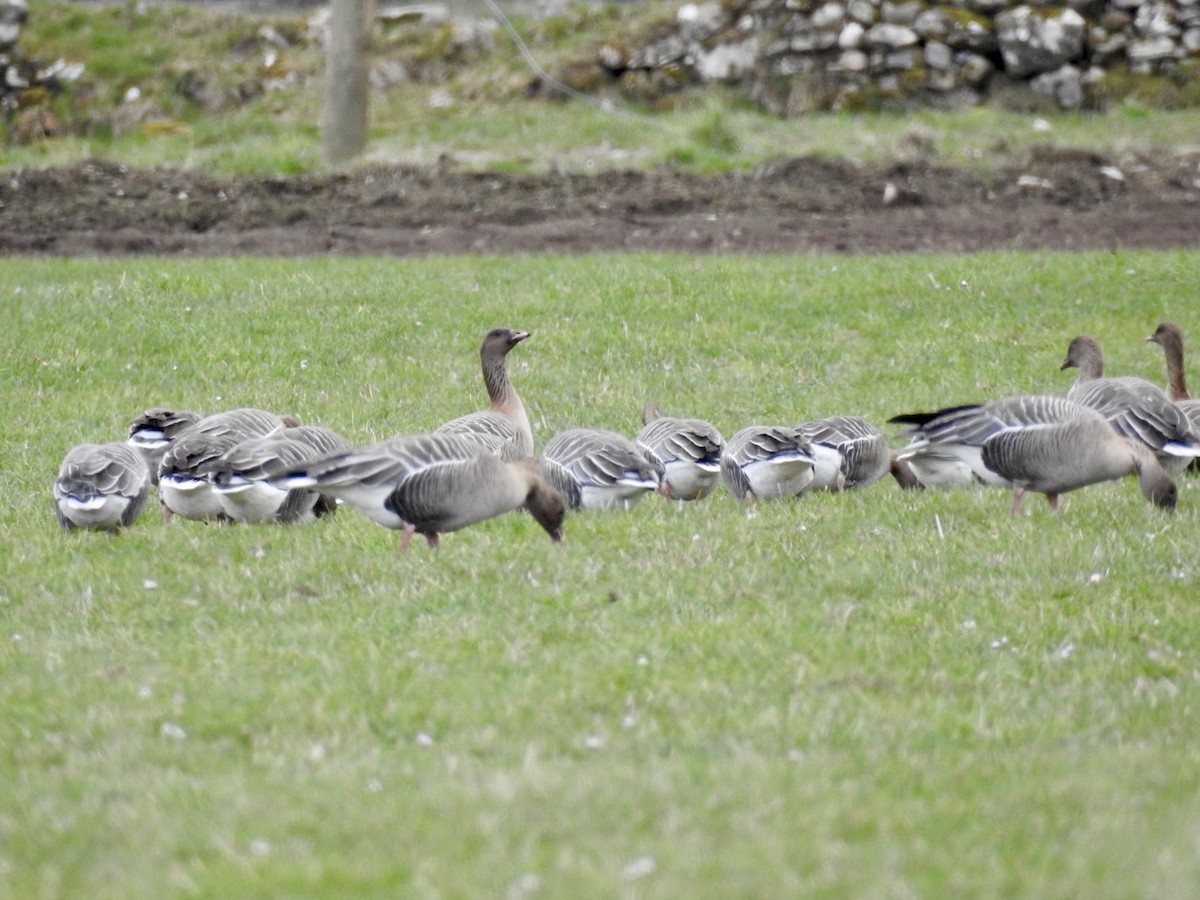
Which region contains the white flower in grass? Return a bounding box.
[961,619,976,630]
[160,721,187,740]
[583,734,604,750]
[621,855,657,881]
[415,732,435,747]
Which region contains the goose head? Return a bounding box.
[1131,445,1178,510]
[481,327,530,361]
[513,458,565,542]
[1147,321,1184,353]
[1060,335,1104,379]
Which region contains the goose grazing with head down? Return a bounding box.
[54,442,152,531]
[541,428,663,510]
[891,395,1177,513]
[1147,321,1200,436]
[719,425,815,501]
[273,432,565,549]
[435,328,534,459]
[795,415,892,492]
[635,404,724,501]
[211,425,351,524]
[158,407,295,521]
[127,407,202,483]
[1060,334,1200,476]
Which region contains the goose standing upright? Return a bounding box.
[158,407,295,521]
[211,424,351,523]
[720,425,815,500]
[635,404,724,501]
[1147,321,1200,434]
[273,432,565,549]
[541,428,663,510]
[891,395,1177,513]
[795,415,892,491]
[127,407,202,483]
[1060,334,1200,475]
[435,328,534,459]
[53,442,152,531]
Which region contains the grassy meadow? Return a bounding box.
[3,251,1200,897]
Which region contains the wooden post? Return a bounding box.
[322,0,374,167]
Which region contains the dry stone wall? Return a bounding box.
[1,0,86,141]
[599,0,1200,112]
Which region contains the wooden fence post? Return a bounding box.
[322,0,374,167]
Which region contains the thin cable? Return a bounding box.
[477,0,665,127]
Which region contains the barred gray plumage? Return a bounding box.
[54,441,151,531]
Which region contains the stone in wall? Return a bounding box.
[995,6,1086,76]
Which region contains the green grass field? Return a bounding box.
[3,251,1200,897]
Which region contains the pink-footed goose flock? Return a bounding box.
[53,323,1200,541]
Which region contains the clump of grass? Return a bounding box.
[691,101,740,154]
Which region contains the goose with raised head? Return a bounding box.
[53,442,152,531]
[541,428,663,510]
[635,404,724,501]
[1147,321,1200,436]
[272,432,565,549]
[158,407,295,521]
[891,395,1177,513]
[127,407,202,483]
[1060,334,1200,475]
[211,425,351,523]
[796,415,892,491]
[1147,322,1194,401]
[720,425,815,501]
[435,328,534,459]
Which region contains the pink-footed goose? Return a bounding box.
[210,424,351,523]
[435,328,534,459]
[158,407,296,521]
[795,415,892,491]
[541,428,663,510]
[273,432,565,550]
[1061,334,1200,475]
[1147,321,1200,437]
[127,407,203,483]
[635,404,724,501]
[891,395,1177,513]
[720,425,815,500]
[54,441,152,531]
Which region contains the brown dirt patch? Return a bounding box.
[2,153,1198,256]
